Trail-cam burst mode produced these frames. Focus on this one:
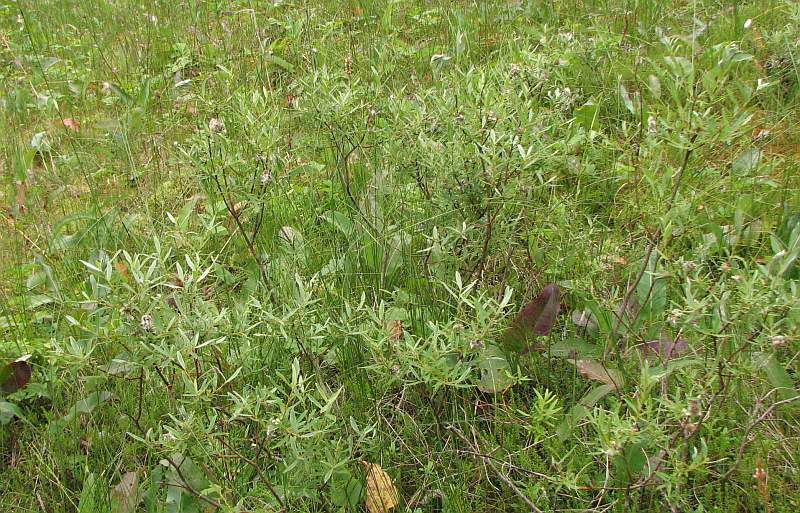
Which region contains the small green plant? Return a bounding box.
[2,0,800,512]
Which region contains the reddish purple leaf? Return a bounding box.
[501,283,561,353]
[640,337,688,361]
[1,355,32,393]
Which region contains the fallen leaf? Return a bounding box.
[568,359,624,390]
[232,200,247,215]
[14,180,26,213]
[1,355,33,393]
[385,320,402,343]
[279,226,299,245]
[111,471,139,513]
[114,260,130,281]
[63,118,81,131]
[571,309,598,330]
[362,462,399,513]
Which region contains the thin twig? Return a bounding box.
[720,391,800,481]
[164,457,222,510]
[217,436,286,511]
[447,424,544,513]
[612,132,699,340]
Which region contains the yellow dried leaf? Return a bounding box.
[362,461,399,513]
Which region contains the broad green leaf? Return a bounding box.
[321,210,355,238]
[265,54,294,72]
[549,338,601,359]
[731,148,762,175]
[754,352,799,401]
[574,102,600,130]
[477,346,514,393]
[162,454,212,513]
[0,401,26,425]
[78,473,97,513]
[330,470,364,509]
[49,391,114,433]
[639,337,689,361]
[647,357,701,380]
[144,465,164,513]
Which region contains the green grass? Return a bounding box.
[1,0,800,511]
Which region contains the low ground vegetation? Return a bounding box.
[1,0,799,511]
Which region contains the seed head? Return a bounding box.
[771,335,789,348]
[140,314,154,332]
[208,117,226,134]
[260,169,272,185]
[647,115,657,134]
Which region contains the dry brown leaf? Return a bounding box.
[385,320,402,343]
[14,180,26,213]
[362,461,399,513]
[114,261,130,282]
[63,118,81,131]
[568,359,624,390]
[232,200,247,215]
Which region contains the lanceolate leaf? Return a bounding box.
[567,359,625,390]
[501,283,560,353]
[549,338,601,359]
[754,352,800,401]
